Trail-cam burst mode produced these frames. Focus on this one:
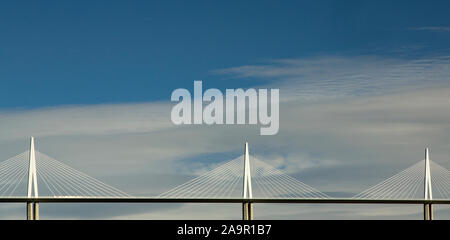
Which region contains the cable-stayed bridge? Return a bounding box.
[1,137,450,220]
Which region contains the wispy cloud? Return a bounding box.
[0,102,174,141]
[215,55,450,101]
[412,26,450,32]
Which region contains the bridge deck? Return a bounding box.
[0,197,450,204]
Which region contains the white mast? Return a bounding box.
[243,142,252,199]
[27,136,39,220]
[27,136,38,198]
[424,148,433,220]
[242,142,254,220]
[424,148,432,200]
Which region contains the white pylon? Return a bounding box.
[424,148,432,200]
[27,136,38,198]
[243,142,253,199]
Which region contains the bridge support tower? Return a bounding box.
[27,137,39,220]
[424,148,433,220]
[242,142,253,220]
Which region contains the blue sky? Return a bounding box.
[1,0,450,108]
[2,1,450,219]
